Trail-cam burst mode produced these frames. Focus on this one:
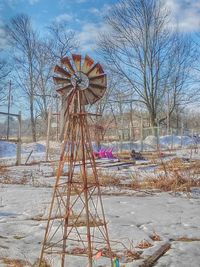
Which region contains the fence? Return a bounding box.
[0,111,22,165]
[102,124,200,152]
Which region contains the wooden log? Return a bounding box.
[139,242,171,267]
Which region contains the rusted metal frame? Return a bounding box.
[63,205,86,243]
[77,114,111,256]
[78,92,93,267]
[60,116,90,254]
[45,216,63,247]
[86,193,109,243]
[60,91,87,264]
[81,113,109,250]
[44,237,64,250]
[45,235,112,254]
[61,106,79,267]
[67,235,110,245]
[43,114,74,259]
[84,111,113,264]
[73,223,88,251]
[39,132,71,265]
[52,124,75,241]
[83,117,100,185]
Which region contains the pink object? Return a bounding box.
[105,148,113,158]
[99,148,106,158]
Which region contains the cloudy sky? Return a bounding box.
[0,0,200,53]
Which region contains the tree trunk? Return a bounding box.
[150,112,157,127]
[30,98,36,142]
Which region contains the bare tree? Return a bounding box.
[48,21,78,60]
[158,34,195,128]
[0,50,10,104]
[34,39,54,134]
[6,14,38,141]
[98,0,194,127]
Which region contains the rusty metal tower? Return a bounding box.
[39,55,112,267]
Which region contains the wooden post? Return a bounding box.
[45,107,52,161]
[129,101,133,140]
[171,128,173,150]
[181,122,183,148]
[7,80,12,140]
[16,111,21,166]
[157,122,160,152]
[140,117,143,152]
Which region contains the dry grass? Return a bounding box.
[98,171,121,186]
[32,259,51,267]
[0,175,28,185]
[129,158,200,192]
[136,239,153,249]
[1,258,29,267]
[130,173,199,192]
[150,232,161,241]
[159,158,200,173]
[0,166,7,173]
[74,171,121,187]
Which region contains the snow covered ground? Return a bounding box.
[0,183,200,267]
[0,137,200,266]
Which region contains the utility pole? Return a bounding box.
[7,80,12,140]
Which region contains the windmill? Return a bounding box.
[39,54,112,267]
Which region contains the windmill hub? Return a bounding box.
[71,71,89,90]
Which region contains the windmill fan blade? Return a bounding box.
[72,54,81,72]
[88,87,106,98]
[54,65,71,78]
[87,63,104,77]
[80,91,89,105]
[61,57,75,74]
[64,89,76,116]
[89,74,107,86]
[83,89,101,105]
[56,84,73,94]
[53,77,71,84]
[89,83,106,90]
[82,55,94,73]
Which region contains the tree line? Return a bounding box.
[0,0,200,142]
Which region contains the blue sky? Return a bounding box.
[1,0,200,53]
[0,0,117,53]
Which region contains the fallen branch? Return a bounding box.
[139,242,171,267]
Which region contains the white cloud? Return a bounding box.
[165,0,200,32]
[89,4,113,17]
[55,13,73,23]
[89,7,101,16]
[77,22,110,53]
[29,0,39,5]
